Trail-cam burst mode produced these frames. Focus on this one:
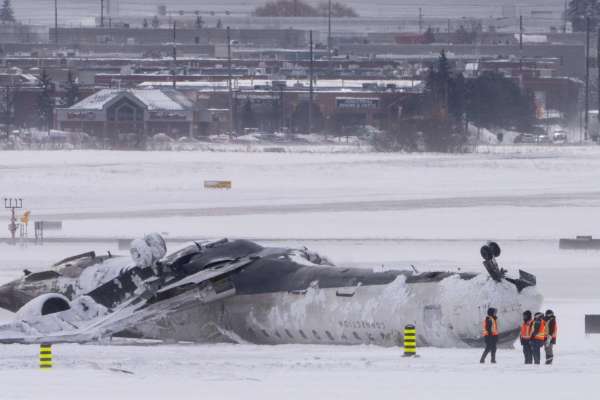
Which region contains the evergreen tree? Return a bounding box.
[37,70,55,129]
[195,15,204,29]
[421,50,469,151]
[465,71,534,131]
[142,18,149,28]
[241,98,256,128]
[216,18,223,29]
[0,0,16,23]
[151,15,160,29]
[567,0,600,32]
[63,70,80,107]
[1,85,17,140]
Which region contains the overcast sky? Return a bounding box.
[12,0,566,25]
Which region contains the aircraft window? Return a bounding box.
[325,331,335,341]
[285,329,294,338]
[275,330,282,339]
[261,329,270,337]
[353,331,361,340]
[299,330,307,339]
[312,330,321,340]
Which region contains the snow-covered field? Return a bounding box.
[1,148,600,399]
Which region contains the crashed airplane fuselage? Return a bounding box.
[0,237,542,347]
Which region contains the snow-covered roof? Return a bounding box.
[69,89,192,111]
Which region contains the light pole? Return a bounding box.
[4,198,23,245]
[54,0,58,44]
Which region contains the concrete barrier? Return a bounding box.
[585,315,600,334]
[559,236,600,250]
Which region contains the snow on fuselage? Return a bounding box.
[0,240,543,348]
[130,249,543,348]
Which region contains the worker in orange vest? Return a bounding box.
[530,312,546,364]
[480,307,498,364]
[520,310,533,364]
[544,309,558,365]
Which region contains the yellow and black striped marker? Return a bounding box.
[403,324,417,357]
[39,344,52,369]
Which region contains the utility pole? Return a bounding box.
[172,21,177,88]
[519,15,523,50]
[563,0,568,33]
[328,0,332,61]
[308,30,313,134]
[54,0,58,45]
[4,198,23,245]
[100,0,104,27]
[418,8,423,34]
[279,85,285,133]
[597,26,600,141]
[447,18,451,45]
[227,26,234,134]
[519,15,523,73]
[585,16,590,142]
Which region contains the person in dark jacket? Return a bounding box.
[480,307,498,364]
[530,312,546,364]
[520,310,533,364]
[544,309,558,365]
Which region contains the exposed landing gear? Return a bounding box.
[480,241,536,292]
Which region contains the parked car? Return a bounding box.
[514,133,537,143]
[536,134,552,144]
[552,130,568,144]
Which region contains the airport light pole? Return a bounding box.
[100,0,104,27]
[308,30,314,134]
[227,26,234,135]
[327,0,332,61]
[597,26,600,141]
[54,0,58,44]
[4,198,23,245]
[585,16,590,142]
[172,21,177,88]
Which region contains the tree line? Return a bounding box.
[1,70,80,139]
[380,51,536,152]
[254,0,358,17]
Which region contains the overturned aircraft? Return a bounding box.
[0,236,542,347]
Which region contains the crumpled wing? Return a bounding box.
[0,256,256,344]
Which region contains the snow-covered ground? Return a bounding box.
[1,148,600,399]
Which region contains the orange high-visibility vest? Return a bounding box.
[533,320,546,341]
[520,321,532,339]
[483,316,498,336]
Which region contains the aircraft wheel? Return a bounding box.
[488,241,501,258]
[480,245,493,261]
